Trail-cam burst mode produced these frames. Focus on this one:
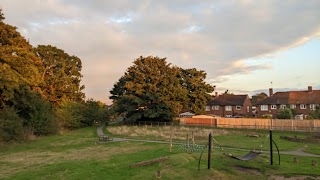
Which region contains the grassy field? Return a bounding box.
[108,125,320,153]
[1,126,320,180]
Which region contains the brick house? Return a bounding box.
[205,94,252,117]
[256,86,320,119]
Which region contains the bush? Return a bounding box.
[308,106,320,119]
[11,85,58,135]
[262,114,272,119]
[0,107,24,142]
[277,108,293,119]
[82,99,109,126]
[56,99,85,129]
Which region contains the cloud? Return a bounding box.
[1,0,320,103]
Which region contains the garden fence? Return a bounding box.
[117,118,320,132]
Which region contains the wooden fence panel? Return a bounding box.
[181,117,320,132]
[185,118,216,127]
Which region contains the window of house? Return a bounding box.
[247,106,249,112]
[271,105,277,109]
[290,104,296,109]
[310,104,316,110]
[212,105,219,110]
[300,104,306,109]
[205,106,210,111]
[261,105,268,111]
[280,105,286,109]
[236,106,241,110]
[225,106,232,111]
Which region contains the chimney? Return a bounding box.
[308,86,312,93]
[269,88,273,96]
[215,92,219,97]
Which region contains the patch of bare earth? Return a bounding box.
[233,165,262,176]
[269,175,320,180]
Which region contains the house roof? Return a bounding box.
[207,94,248,106]
[257,90,320,105]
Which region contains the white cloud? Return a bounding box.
[1,0,320,104]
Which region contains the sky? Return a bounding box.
[1,0,320,104]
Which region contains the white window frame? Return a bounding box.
[280,104,286,109]
[225,106,232,111]
[212,105,219,110]
[300,104,306,109]
[261,105,268,111]
[271,105,277,109]
[205,106,210,111]
[310,104,316,110]
[236,106,241,110]
[290,104,296,109]
[247,106,249,113]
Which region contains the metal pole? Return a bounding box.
[208,133,212,169]
[270,130,273,165]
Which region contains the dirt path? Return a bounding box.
[281,147,320,157]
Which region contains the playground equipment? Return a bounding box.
[198,130,280,170]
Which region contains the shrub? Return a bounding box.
[0,107,24,142]
[277,108,293,119]
[82,99,109,126]
[11,85,58,136]
[308,106,320,119]
[56,99,85,129]
[262,114,272,119]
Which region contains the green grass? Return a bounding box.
[1,126,320,179]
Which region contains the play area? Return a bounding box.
[1,123,320,179]
[106,124,320,179]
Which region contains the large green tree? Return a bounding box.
[33,45,85,104]
[0,9,42,106]
[110,56,187,121]
[110,56,214,121]
[178,68,214,114]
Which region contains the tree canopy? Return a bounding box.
[178,68,214,114]
[110,56,214,121]
[0,11,42,106]
[251,92,268,106]
[34,45,85,104]
[0,10,95,143]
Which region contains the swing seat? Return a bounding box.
[224,151,261,161]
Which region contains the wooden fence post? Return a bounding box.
[170,126,172,152]
[186,134,189,148]
[192,131,195,146]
